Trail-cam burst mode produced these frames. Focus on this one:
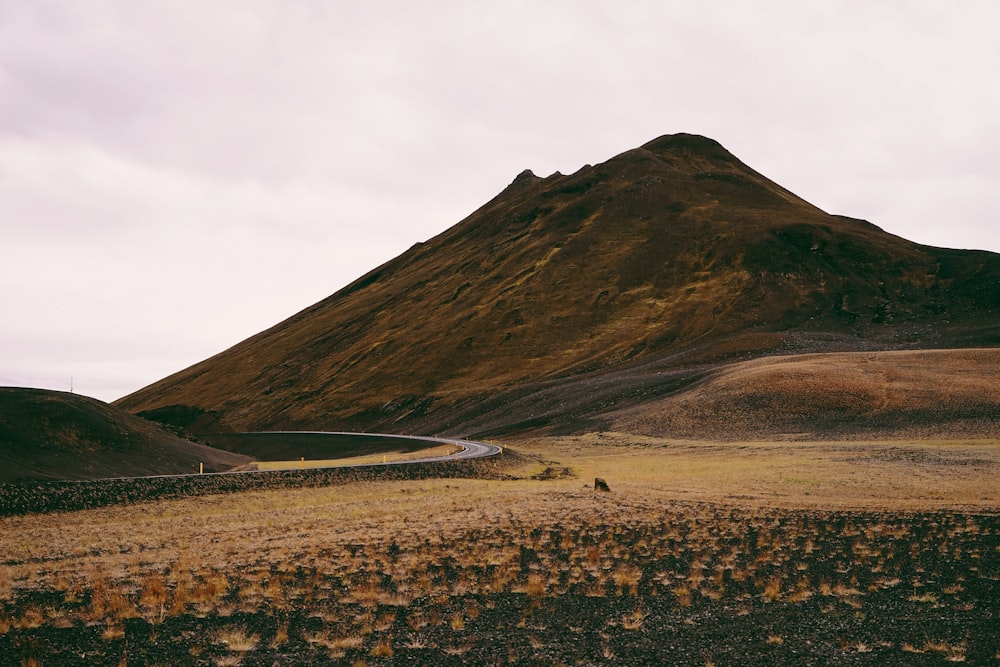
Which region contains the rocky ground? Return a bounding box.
[2,485,996,666]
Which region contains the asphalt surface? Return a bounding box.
[256,431,503,465]
[88,432,504,482]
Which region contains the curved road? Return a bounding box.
[254,431,502,466]
[0,434,504,517]
[76,433,502,483]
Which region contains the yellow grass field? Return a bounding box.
[250,443,462,471]
[518,433,1000,511]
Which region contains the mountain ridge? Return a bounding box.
[115,133,1000,437]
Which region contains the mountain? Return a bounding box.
[0,387,250,481]
[115,134,1000,437]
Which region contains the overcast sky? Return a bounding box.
[2,1,998,403]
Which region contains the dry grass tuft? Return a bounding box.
[216,627,259,652]
[370,637,393,657]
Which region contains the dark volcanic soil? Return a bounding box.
[2,504,996,666]
[4,586,996,666]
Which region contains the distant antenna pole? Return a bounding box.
[70,377,74,393]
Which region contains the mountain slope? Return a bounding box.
[0,387,250,481]
[610,348,1000,439]
[115,134,1000,436]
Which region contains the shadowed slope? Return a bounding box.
[115,134,1000,436]
[0,387,250,481]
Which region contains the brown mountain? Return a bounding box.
[115,134,1000,437]
[0,387,250,481]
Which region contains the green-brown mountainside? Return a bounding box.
[0,387,250,481]
[115,134,1000,437]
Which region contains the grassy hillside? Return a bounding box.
[610,348,1000,440]
[0,387,250,481]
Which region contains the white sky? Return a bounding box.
[2,1,998,403]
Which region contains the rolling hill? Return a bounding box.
[115,133,1000,438]
[0,387,250,481]
[609,348,1000,439]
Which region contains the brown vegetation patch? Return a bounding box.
[611,348,1000,440]
[530,465,575,481]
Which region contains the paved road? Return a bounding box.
[255,431,502,465]
[86,432,501,482]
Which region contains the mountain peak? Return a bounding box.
[509,168,541,187]
[632,133,744,172]
[640,132,731,156]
